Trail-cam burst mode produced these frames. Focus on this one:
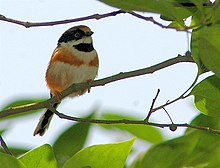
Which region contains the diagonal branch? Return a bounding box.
[0,55,194,119]
[0,135,12,155]
[145,89,160,122]
[127,12,189,32]
[151,71,199,112]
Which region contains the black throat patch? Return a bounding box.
[74,43,94,52]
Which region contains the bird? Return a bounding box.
[33,25,99,136]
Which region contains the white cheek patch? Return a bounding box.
[81,36,93,44]
[71,49,98,63]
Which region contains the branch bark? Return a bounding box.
[52,109,220,135]
[0,10,188,31]
[0,10,125,28]
[0,55,194,119]
[0,135,12,155]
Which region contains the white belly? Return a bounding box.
[47,61,98,96]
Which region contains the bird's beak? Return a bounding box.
[85,31,94,36]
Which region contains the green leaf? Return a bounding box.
[63,138,135,168]
[190,0,211,8]
[130,130,220,168]
[0,129,6,134]
[191,29,209,74]
[2,98,45,110]
[168,20,186,30]
[53,121,91,167]
[185,114,220,134]
[193,24,220,77]
[190,75,220,117]
[0,152,25,168]
[99,0,194,20]
[0,98,46,120]
[0,147,29,157]
[210,0,220,24]
[19,144,57,168]
[100,113,163,144]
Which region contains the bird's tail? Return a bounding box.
[33,103,59,136]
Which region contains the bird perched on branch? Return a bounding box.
[34,25,99,136]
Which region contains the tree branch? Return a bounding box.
[127,12,189,32]
[0,52,217,135]
[0,10,189,31]
[0,55,194,119]
[0,10,125,28]
[151,71,199,112]
[52,109,220,135]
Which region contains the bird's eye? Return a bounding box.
[74,32,81,38]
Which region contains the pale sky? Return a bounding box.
[1,0,199,150]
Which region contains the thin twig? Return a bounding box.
[127,11,190,32]
[163,107,174,124]
[151,71,199,112]
[0,55,194,119]
[0,135,12,155]
[162,107,178,131]
[145,89,160,122]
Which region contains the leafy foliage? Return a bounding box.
[0,138,135,168]
[0,152,25,168]
[99,0,195,20]
[0,98,46,120]
[63,138,135,168]
[191,75,220,117]
[0,147,28,157]
[191,24,220,76]
[185,114,220,134]
[19,144,57,168]
[100,112,163,143]
[53,118,92,167]
[130,114,220,168]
